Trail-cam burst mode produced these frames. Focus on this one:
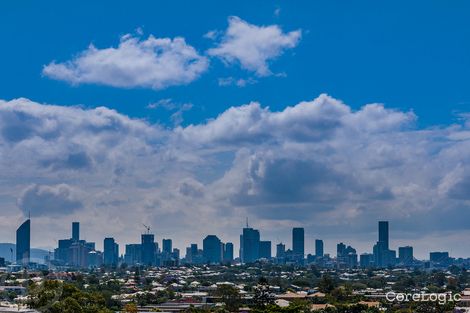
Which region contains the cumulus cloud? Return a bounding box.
[43,34,209,89]
[18,184,83,217]
[208,16,301,76]
[3,95,470,257]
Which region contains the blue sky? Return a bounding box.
[1,0,469,126]
[1,1,470,258]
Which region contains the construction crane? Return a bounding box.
[142,224,151,234]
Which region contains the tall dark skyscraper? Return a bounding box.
[103,237,118,266]
[241,227,260,263]
[315,239,324,257]
[72,222,80,242]
[378,221,389,250]
[16,219,30,266]
[223,242,234,262]
[162,239,172,254]
[203,235,222,264]
[292,227,305,259]
[141,234,156,266]
[276,243,286,258]
[259,241,272,259]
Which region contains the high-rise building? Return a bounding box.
[259,241,272,259]
[190,244,198,257]
[203,235,222,264]
[292,228,305,260]
[378,221,389,250]
[72,222,80,242]
[162,239,172,254]
[16,219,30,266]
[103,237,118,266]
[374,221,393,267]
[360,253,374,268]
[315,239,324,258]
[223,242,234,262]
[124,244,142,265]
[141,234,156,266]
[430,252,450,265]
[241,227,260,263]
[337,242,346,258]
[276,243,286,258]
[398,246,413,265]
[172,248,180,260]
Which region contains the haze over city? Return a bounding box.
[1,1,470,260]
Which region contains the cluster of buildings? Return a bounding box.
[6,218,461,270]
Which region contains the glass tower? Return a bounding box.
[16,219,30,266]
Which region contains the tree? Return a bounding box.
[318,274,336,293]
[124,303,138,313]
[215,284,241,312]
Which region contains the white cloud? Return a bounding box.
[3,95,470,258]
[43,34,209,89]
[208,16,301,76]
[218,77,257,87]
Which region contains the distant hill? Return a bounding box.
[0,243,50,264]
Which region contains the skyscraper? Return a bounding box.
[378,221,389,250]
[259,241,272,259]
[337,242,346,258]
[203,235,222,264]
[315,239,324,258]
[124,244,142,265]
[374,221,393,267]
[162,239,172,254]
[276,243,286,258]
[141,234,156,266]
[72,222,80,242]
[16,219,30,266]
[223,242,234,262]
[292,227,305,260]
[103,237,118,266]
[398,246,413,265]
[241,227,260,263]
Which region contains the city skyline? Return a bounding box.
[6,218,461,263]
[1,1,470,259]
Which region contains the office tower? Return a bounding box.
[337,242,346,258]
[88,250,103,268]
[141,234,156,266]
[360,253,374,268]
[69,241,93,268]
[103,237,118,266]
[398,246,413,265]
[124,244,142,265]
[259,241,272,259]
[190,244,198,257]
[378,221,389,250]
[347,253,358,268]
[0,257,5,267]
[374,221,392,267]
[292,228,305,260]
[276,243,286,258]
[203,235,222,264]
[172,248,180,260]
[162,239,172,254]
[430,252,450,265]
[315,239,324,258]
[224,242,234,262]
[16,219,30,266]
[72,222,80,242]
[241,227,260,263]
